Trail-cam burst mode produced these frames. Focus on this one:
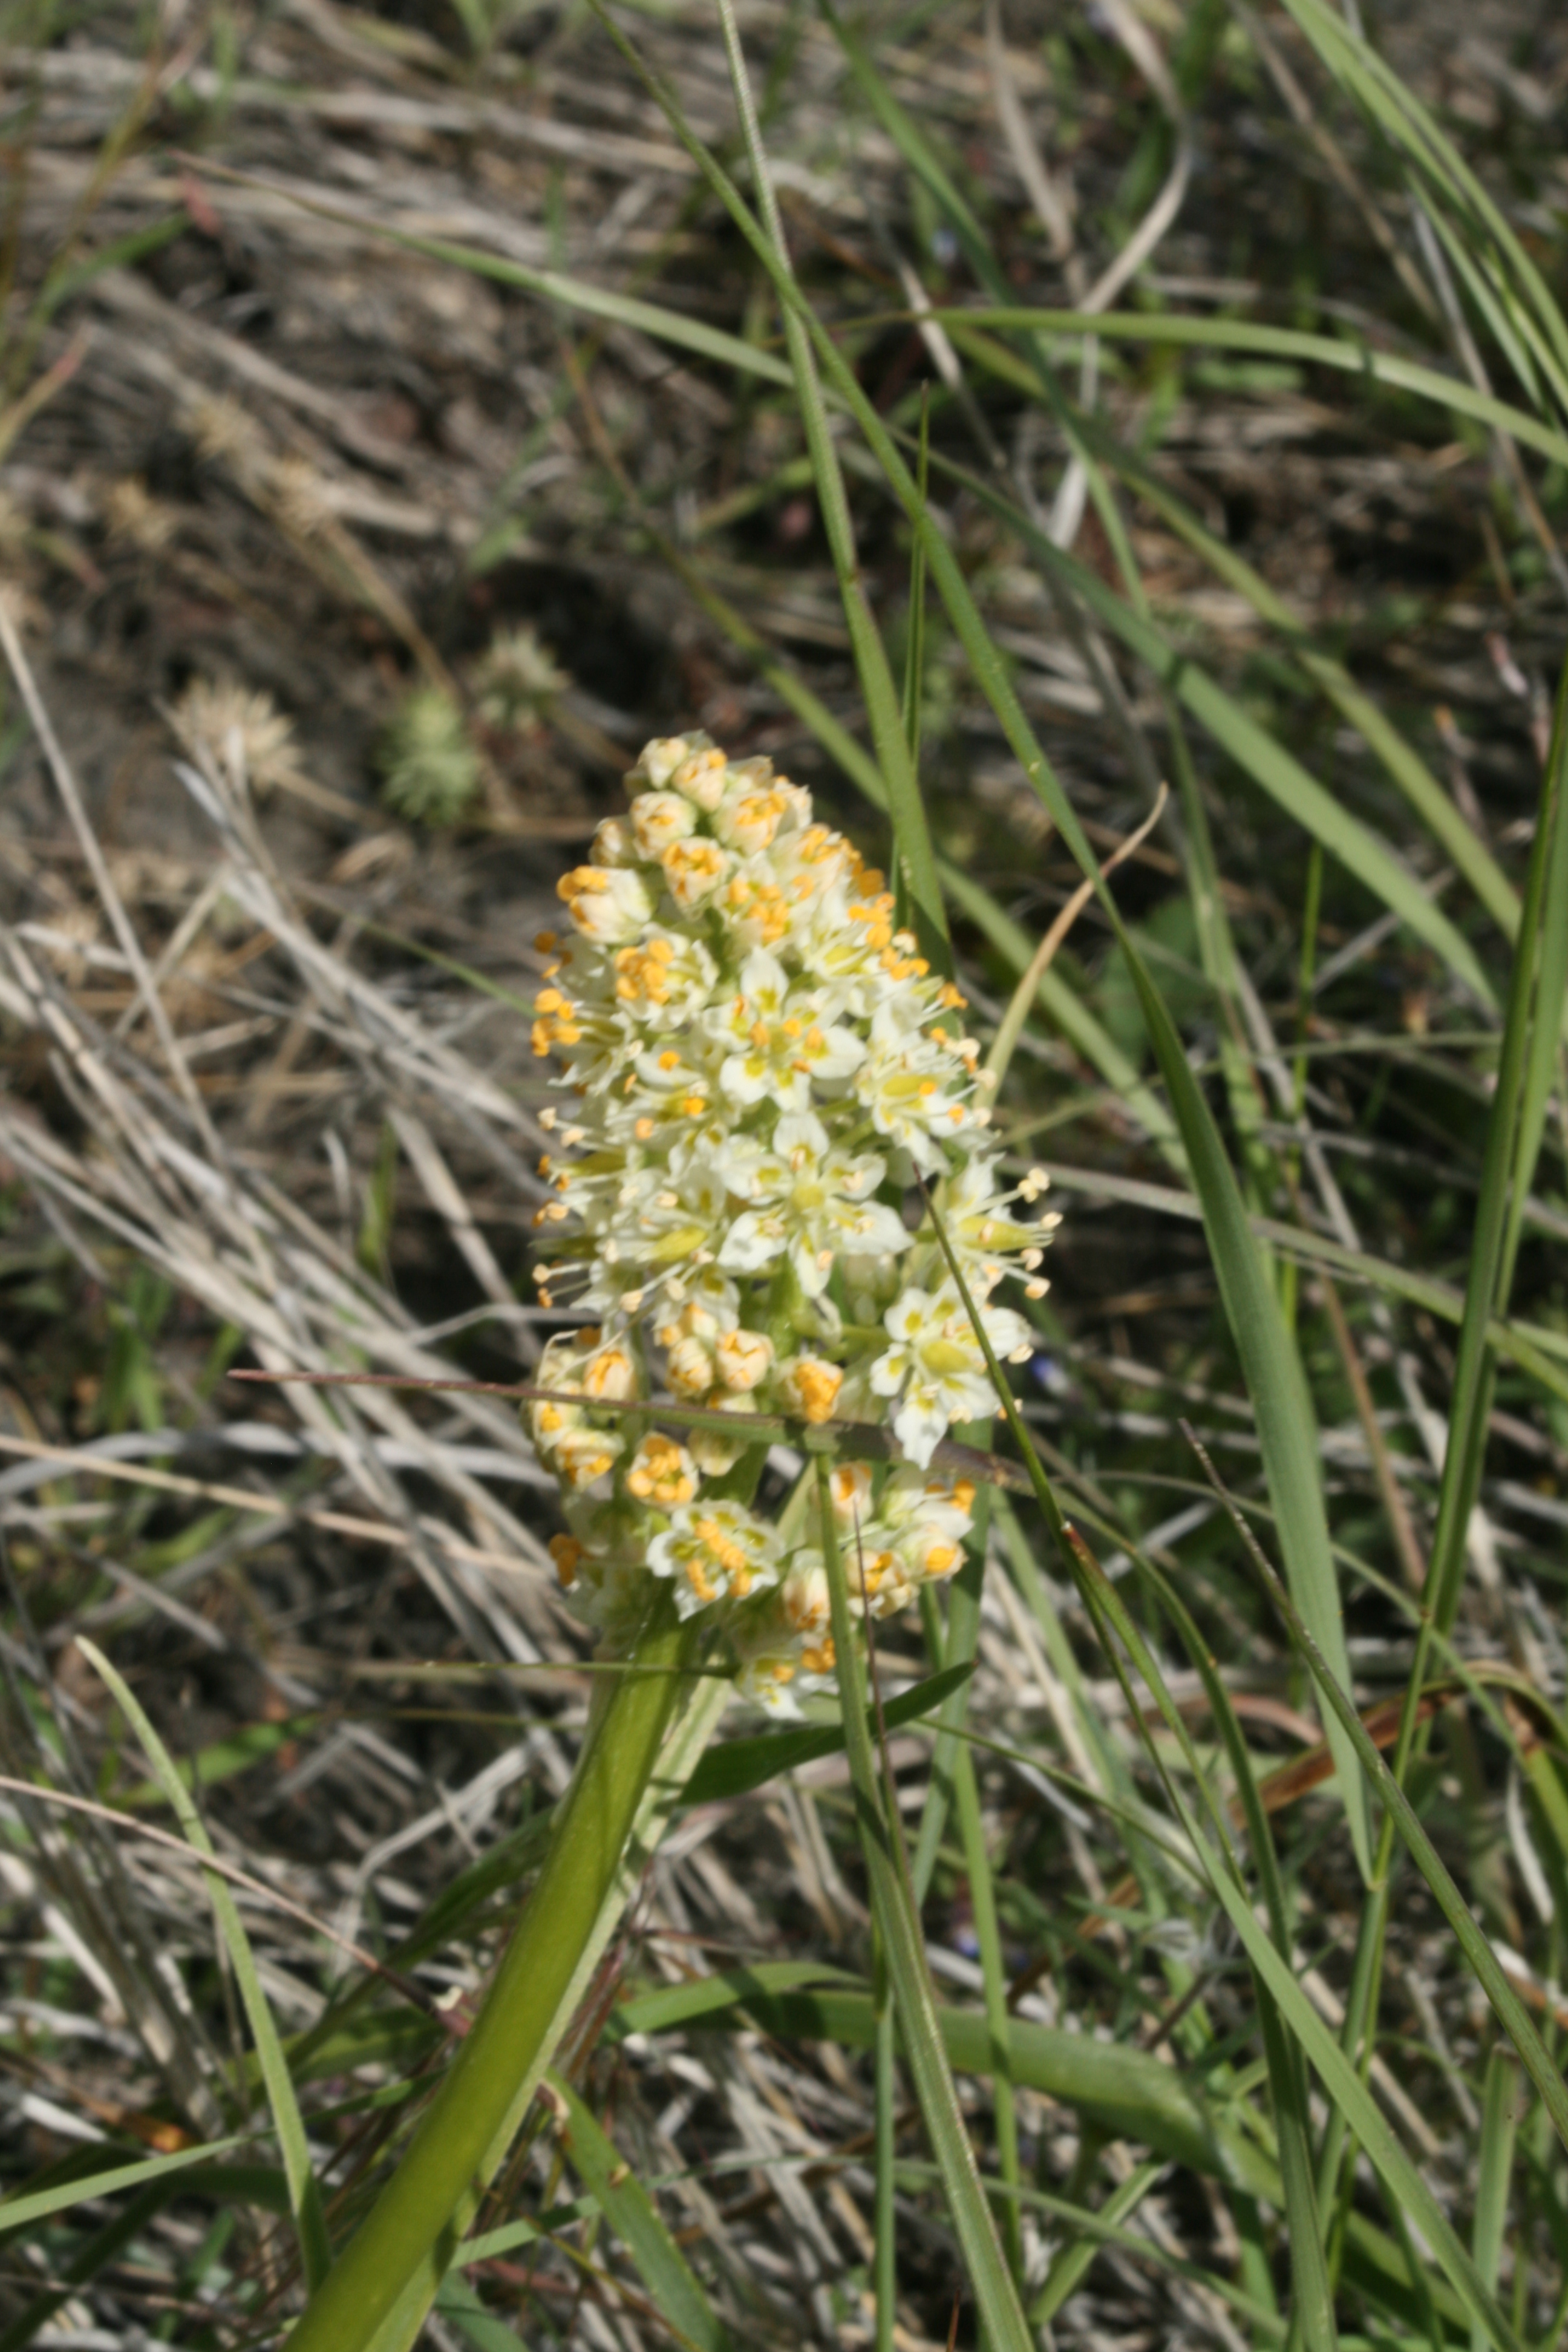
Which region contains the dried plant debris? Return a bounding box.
[0,0,1566,2345]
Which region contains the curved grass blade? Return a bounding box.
[1068,430,1520,941]
[548,2073,732,2352]
[1233,1534,1568,2160]
[77,1638,332,2292]
[281,1603,721,2352]
[916,307,1568,471]
[936,458,1498,1014]
[712,0,949,974]
[815,1459,1033,2352]
[0,2134,249,2235]
[1275,0,1568,401]
[682,1659,973,1806]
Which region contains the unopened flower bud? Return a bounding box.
[631,791,699,860]
[665,1333,716,1397]
[557,863,652,942]
[776,1354,844,1425]
[625,1432,699,1509]
[714,1327,774,1393]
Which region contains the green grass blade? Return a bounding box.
[185,162,796,391]
[1237,1545,1568,2161]
[1067,1545,1522,2352]
[901,391,930,772]
[873,1976,897,2352]
[77,1638,332,2291]
[941,463,1498,1015]
[711,0,949,973]
[945,1683,1022,2276]
[681,1660,973,1805]
[190,160,1568,472]
[1471,2050,1521,2352]
[815,1459,1033,2352]
[613,1961,861,2040]
[1425,654,1568,1639]
[0,2135,249,2235]
[1077,436,1520,941]
[924,307,1568,470]
[0,2183,169,2352]
[548,2073,732,2352]
[1497,664,1568,1301]
[1275,0,1568,397]
[910,1557,984,1906]
[1134,1567,1337,2352]
[905,1480,1018,2280]
[1028,2160,1163,2332]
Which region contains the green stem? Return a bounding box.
[284,1593,696,2352]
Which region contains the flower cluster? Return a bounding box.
[528,733,1059,1711]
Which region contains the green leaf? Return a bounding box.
[923,305,1568,471]
[78,1639,332,2291]
[711,0,950,974]
[942,460,1500,1017]
[0,2135,249,2236]
[614,1959,862,2040]
[814,1459,1033,2352]
[548,2074,733,2352]
[280,1600,714,2352]
[681,1660,974,1805]
[709,1980,1235,2181]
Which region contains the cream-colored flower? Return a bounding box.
[648,1500,781,1616]
[527,727,1059,1707]
[776,1354,844,1425]
[714,1326,774,1392]
[717,1110,908,1298]
[703,951,864,1112]
[625,1432,699,1509]
[630,791,699,860]
[869,1282,1032,1468]
[557,863,653,944]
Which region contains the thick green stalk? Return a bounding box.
[284,1596,696,2352]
